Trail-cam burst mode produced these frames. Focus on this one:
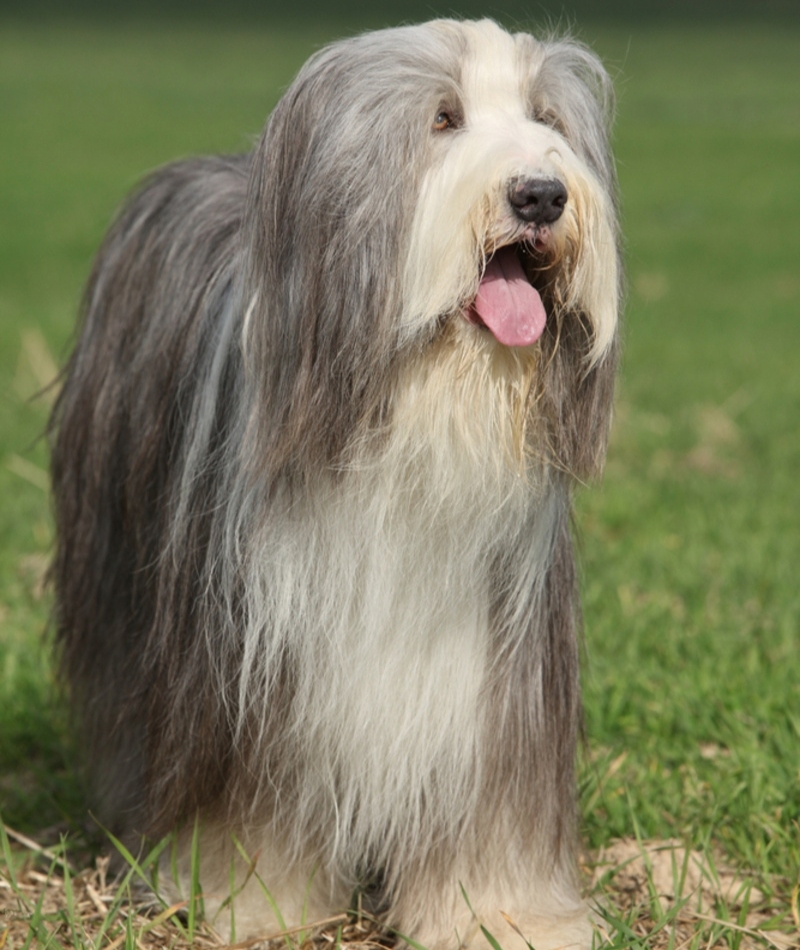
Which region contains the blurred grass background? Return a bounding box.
[1,0,798,896]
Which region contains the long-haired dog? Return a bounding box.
[51,18,620,950]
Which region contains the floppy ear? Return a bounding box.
[531,38,622,480]
[238,37,437,479]
[531,37,617,194]
[537,317,620,481]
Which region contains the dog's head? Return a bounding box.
[241,19,621,484]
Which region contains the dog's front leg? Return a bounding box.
[162,820,350,943]
[388,846,592,950]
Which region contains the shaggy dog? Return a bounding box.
[51,18,621,950]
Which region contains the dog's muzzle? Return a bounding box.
[508,178,567,226]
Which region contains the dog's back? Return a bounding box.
[51,154,250,828]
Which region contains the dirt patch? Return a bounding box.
[589,838,798,950]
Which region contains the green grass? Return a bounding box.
[574,25,800,885]
[0,11,798,922]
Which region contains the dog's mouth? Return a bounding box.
[464,236,553,348]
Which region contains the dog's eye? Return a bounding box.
[432,110,456,132]
[534,107,566,136]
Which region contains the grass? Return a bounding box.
[575,25,800,884]
[1,13,799,950]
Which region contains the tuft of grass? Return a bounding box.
[587,837,799,950]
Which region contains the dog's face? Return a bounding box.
[242,19,620,482]
[402,20,618,367]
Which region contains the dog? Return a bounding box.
[50,18,620,950]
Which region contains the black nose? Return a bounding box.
[508,178,568,225]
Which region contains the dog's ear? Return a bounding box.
[528,38,622,481]
[239,38,438,479]
[530,37,617,196]
[537,320,619,482]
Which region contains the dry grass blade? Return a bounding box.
[2,824,73,873]
[21,329,59,393]
[101,900,191,950]
[6,455,50,492]
[225,913,350,948]
[684,911,797,950]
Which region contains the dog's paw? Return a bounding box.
[410,905,593,950]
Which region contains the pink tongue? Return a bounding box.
[471,246,547,347]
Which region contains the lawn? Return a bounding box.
[1,13,798,949]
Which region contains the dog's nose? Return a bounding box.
[508,178,568,225]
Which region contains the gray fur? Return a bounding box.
[50,19,620,948]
